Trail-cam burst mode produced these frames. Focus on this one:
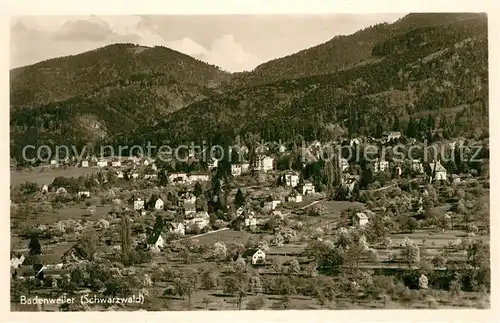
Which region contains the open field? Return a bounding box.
[11,167,101,186]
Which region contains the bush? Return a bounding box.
[247,295,265,310]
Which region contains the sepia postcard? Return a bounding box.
[3,0,498,321]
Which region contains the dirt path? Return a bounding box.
[299,199,325,210]
[174,228,229,242]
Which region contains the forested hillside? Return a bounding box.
[226,13,486,89]
[10,43,229,107]
[135,17,487,147]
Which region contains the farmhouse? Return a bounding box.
[116,171,124,179]
[81,160,89,168]
[282,170,300,187]
[354,212,369,227]
[278,144,287,153]
[41,185,48,194]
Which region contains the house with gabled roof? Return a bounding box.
[263,195,281,212]
[169,222,185,236]
[146,230,165,252]
[242,248,266,265]
[10,252,25,269]
[429,160,447,181]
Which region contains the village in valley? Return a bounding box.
[10,129,490,311]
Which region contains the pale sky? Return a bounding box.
[10,14,405,72]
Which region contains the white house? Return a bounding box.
[154,198,164,210]
[78,191,90,198]
[50,159,58,166]
[111,160,122,167]
[134,198,145,211]
[354,212,369,227]
[372,159,389,172]
[278,144,287,153]
[395,166,402,177]
[41,185,49,194]
[251,249,266,265]
[263,195,281,212]
[97,160,108,168]
[116,171,124,179]
[255,156,274,172]
[147,232,165,251]
[301,182,316,195]
[282,170,299,187]
[231,164,242,177]
[81,160,89,168]
[170,222,185,236]
[286,191,303,203]
[429,161,447,181]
